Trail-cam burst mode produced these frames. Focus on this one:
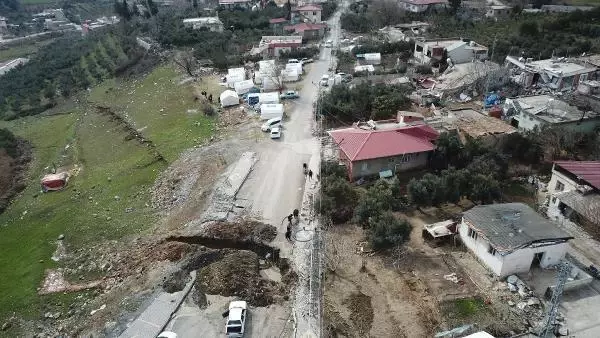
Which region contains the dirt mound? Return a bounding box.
[196,250,281,306]
[199,220,277,243]
[0,138,31,214]
[343,292,374,336]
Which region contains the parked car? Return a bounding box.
[320,74,330,86]
[157,332,177,338]
[324,39,333,48]
[225,301,248,338]
[301,57,314,64]
[280,90,299,100]
[270,127,282,139]
[287,58,300,64]
[261,116,282,132]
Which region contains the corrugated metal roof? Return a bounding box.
[554,161,600,190]
[328,125,437,161]
[463,203,572,253]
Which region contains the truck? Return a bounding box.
[225,301,248,338]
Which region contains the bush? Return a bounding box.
[341,12,371,33]
[317,174,358,224]
[354,179,407,227]
[322,0,338,20]
[279,47,320,60]
[368,212,412,249]
[0,128,18,158]
[415,64,433,75]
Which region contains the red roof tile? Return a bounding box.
[269,17,288,24]
[284,22,326,32]
[328,125,438,161]
[554,161,600,190]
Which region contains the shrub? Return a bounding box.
[317,174,358,224]
[368,212,412,249]
[354,179,407,226]
[415,65,433,75]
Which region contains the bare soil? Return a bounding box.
[0,140,31,213]
[196,219,278,243]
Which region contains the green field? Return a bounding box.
[0,40,54,62]
[0,65,215,323]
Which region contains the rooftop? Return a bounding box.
[554,161,600,190]
[509,95,599,124]
[219,0,251,4]
[398,0,448,5]
[183,17,222,24]
[417,38,487,51]
[260,36,303,46]
[269,17,288,24]
[284,22,327,32]
[528,58,596,77]
[463,203,573,253]
[294,4,322,11]
[328,124,438,161]
[447,109,516,137]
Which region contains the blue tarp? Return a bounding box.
[484,93,500,108]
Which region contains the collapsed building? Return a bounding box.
[505,56,598,91]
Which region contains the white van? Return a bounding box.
[261,116,282,132]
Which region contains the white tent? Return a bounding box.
[281,69,299,82]
[259,92,280,104]
[234,79,255,95]
[285,62,302,74]
[354,65,375,73]
[226,67,245,88]
[220,90,240,108]
[259,60,276,71]
[259,103,284,120]
[262,76,280,91]
[361,53,381,65]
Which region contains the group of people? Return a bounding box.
[285,209,299,241]
[303,163,314,180]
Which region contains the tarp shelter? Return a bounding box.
[259,103,284,120]
[234,79,255,95]
[220,90,240,108]
[281,68,299,82]
[259,60,276,71]
[41,172,69,192]
[357,53,381,65]
[354,65,375,73]
[226,67,245,88]
[262,76,281,91]
[285,62,302,74]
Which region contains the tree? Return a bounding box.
[367,0,406,28]
[317,175,358,224]
[449,0,461,13]
[368,212,412,250]
[193,0,198,8]
[468,174,501,205]
[174,50,198,77]
[354,179,407,226]
[43,82,56,102]
[147,0,159,16]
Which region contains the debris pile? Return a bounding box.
[198,220,277,243]
[196,250,283,306]
[217,106,250,129]
[502,275,548,329]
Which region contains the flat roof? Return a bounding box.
[510,95,599,124]
[527,59,596,77]
[183,17,222,24]
[260,36,303,45]
[463,203,572,253]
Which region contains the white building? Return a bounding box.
[547,161,600,228]
[398,0,447,12]
[505,56,597,91]
[459,203,573,278]
[182,17,223,32]
[414,38,488,65]
[503,95,600,133]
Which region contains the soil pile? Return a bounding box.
[344,292,374,336]
[199,220,277,243]
[196,250,281,306]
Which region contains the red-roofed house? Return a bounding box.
[398,0,447,12]
[292,4,322,23]
[328,124,439,180]
[284,22,327,39]
[269,17,289,34]
[547,161,600,228]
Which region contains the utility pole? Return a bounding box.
[539,261,572,338]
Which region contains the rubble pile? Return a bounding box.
[196,250,283,306]
[198,219,277,243]
[217,106,250,128]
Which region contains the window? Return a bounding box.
[468,228,478,240]
[488,245,497,256]
[555,180,565,192]
[361,162,369,171]
[388,157,395,163]
[313,11,316,15]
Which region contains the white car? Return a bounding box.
[324,39,333,48]
[287,58,300,64]
[157,332,177,338]
[320,74,330,86]
[270,127,282,139]
[225,301,248,338]
[261,116,282,132]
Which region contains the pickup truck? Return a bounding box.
[225,301,248,338]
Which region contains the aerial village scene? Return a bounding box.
[0,0,600,337]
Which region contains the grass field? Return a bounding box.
[0,65,215,323]
[0,40,54,62]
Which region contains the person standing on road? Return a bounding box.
[308,170,313,180]
[303,163,308,176]
[285,223,292,242]
[287,214,293,225]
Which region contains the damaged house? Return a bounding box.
[414,38,488,65]
[503,95,600,132]
[505,56,597,91]
[459,203,573,278]
[547,161,600,229]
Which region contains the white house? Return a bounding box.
[546,161,600,228]
[182,17,223,32]
[503,95,600,133]
[292,4,322,23]
[397,0,447,13]
[459,203,573,278]
[504,56,597,91]
[413,38,488,65]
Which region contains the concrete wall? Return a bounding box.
[547,167,579,196]
[448,45,472,64]
[514,110,600,133]
[459,218,569,277]
[350,151,428,180]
